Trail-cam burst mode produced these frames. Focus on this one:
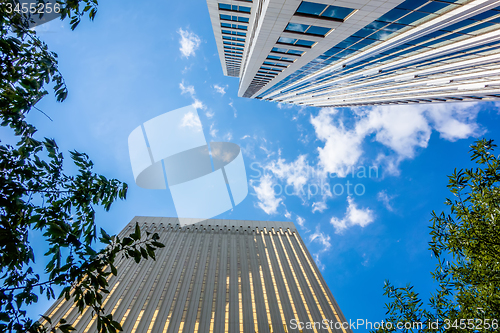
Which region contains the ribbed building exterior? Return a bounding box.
[42,217,351,332]
[206,0,500,106]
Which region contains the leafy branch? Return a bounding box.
[1,2,164,332]
[372,139,500,333]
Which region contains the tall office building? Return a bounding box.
[42,217,351,332]
[206,0,500,107]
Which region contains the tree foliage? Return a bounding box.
[373,139,500,332]
[1,2,164,332]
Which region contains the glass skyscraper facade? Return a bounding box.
[206,0,500,106]
[42,217,351,332]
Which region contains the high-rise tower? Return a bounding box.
[42,217,351,332]
[206,0,500,106]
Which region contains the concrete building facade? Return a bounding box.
[42,217,351,332]
[206,0,500,107]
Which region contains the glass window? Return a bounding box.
[285,23,331,36]
[420,38,447,48]
[366,21,388,30]
[263,61,288,67]
[427,30,448,39]
[324,47,343,56]
[335,40,355,49]
[221,29,246,36]
[307,25,331,36]
[395,11,432,25]
[417,1,454,13]
[260,66,282,72]
[349,43,367,50]
[382,22,407,32]
[278,37,315,47]
[322,5,356,20]
[278,37,297,44]
[239,6,251,13]
[296,1,327,16]
[287,49,305,55]
[223,41,244,47]
[267,55,295,62]
[285,23,309,33]
[469,10,500,21]
[441,19,476,32]
[272,47,288,53]
[222,36,245,42]
[295,1,355,21]
[221,23,247,30]
[460,22,495,35]
[218,3,251,13]
[270,47,304,55]
[488,17,500,23]
[365,30,388,40]
[395,0,427,11]
[334,49,357,58]
[224,46,244,51]
[352,28,377,38]
[219,14,249,23]
[377,8,412,23]
[258,70,276,75]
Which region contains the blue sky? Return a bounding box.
[6,0,500,330]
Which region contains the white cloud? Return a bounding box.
[209,123,218,138]
[241,135,250,140]
[252,154,331,213]
[179,81,195,97]
[178,28,201,58]
[312,200,328,213]
[425,103,483,141]
[229,101,237,118]
[309,226,331,270]
[310,103,483,177]
[182,64,193,74]
[310,229,331,251]
[205,110,214,119]
[330,197,374,234]
[296,216,305,227]
[377,190,394,212]
[224,132,233,141]
[266,155,316,196]
[259,146,275,159]
[311,108,365,177]
[192,98,205,110]
[357,106,431,159]
[361,253,369,267]
[277,102,294,109]
[180,112,202,132]
[250,103,483,216]
[213,84,227,96]
[284,210,291,219]
[252,174,282,215]
[180,81,206,111]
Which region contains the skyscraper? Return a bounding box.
[206,0,500,106]
[42,217,351,332]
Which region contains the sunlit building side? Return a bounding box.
[42,217,351,332]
